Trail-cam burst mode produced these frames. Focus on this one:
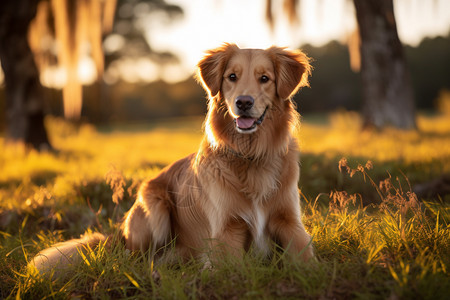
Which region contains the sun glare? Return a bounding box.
[0,68,4,85]
[40,66,66,89]
[77,56,97,85]
[39,56,97,88]
[28,0,450,87]
[2,0,449,89]
[104,58,160,84]
[103,33,126,54]
[140,0,450,83]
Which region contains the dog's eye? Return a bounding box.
[228,73,237,82]
[260,75,269,83]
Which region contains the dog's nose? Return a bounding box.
[235,95,254,112]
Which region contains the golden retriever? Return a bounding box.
[31,44,314,274]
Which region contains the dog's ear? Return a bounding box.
[268,47,312,100]
[197,43,238,97]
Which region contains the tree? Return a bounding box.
[353,0,415,129]
[0,0,116,149]
[1,0,181,150]
[266,0,416,129]
[0,0,51,150]
[104,0,183,76]
[29,0,117,120]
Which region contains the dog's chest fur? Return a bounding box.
[239,202,270,254]
[202,153,286,253]
[238,157,284,253]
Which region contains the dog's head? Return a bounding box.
[197,43,311,134]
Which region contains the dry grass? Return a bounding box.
[0,112,449,299]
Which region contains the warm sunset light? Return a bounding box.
[0,0,449,298]
[142,0,450,80]
[0,0,448,87]
[39,56,98,89]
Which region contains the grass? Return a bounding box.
[1,112,449,299]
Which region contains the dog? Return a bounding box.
[31,44,314,274]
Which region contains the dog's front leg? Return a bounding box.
[268,208,314,262]
[207,217,249,265]
[122,202,153,252]
[122,181,172,253]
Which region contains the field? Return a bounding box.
[1,112,449,299]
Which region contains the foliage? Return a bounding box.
[298,35,450,113]
[0,113,449,299]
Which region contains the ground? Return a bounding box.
[0,112,449,299]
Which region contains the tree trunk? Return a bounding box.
[353,0,416,129]
[0,0,52,150]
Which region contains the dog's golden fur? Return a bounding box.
[31,44,314,274]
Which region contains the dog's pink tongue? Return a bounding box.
[236,117,256,129]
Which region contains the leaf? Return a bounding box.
[366,244,384,264]
[15,286,20,300]
[78,249,90,267]
[124,272,140,288]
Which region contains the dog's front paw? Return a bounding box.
[299,244,315,262]
[202,259,213,271]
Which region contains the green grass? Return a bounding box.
[1,113,449,299]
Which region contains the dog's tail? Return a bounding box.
[28,232,108,277]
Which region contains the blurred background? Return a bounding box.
[2,2,450,296]
[0,0,449,149]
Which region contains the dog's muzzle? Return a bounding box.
[235,107,268,133]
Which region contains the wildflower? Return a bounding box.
[106,166,126,205]
[329,190,358,213]
[379,178,393,194]
[338,157,349,173]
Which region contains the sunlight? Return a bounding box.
[299,112,450,164]
[436,89,450,115]
[160,63,191,84]
[135,58,160,83]
[22,0,116,119]
[105,58,160,84]
[143,0,357,79]
[38,56,97,88]
[115,58,141,84]
[395,0,450,46]
[103,58,191,84]
[0,67,4,85]
[103,33,125,54]
[139,0,450,83]
[77,56,97,85]
[2,1,450,296]
[40,66,67,89]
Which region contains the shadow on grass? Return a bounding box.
[0,170,59,190]
[0,175,137,238]
[300,153,450,206]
